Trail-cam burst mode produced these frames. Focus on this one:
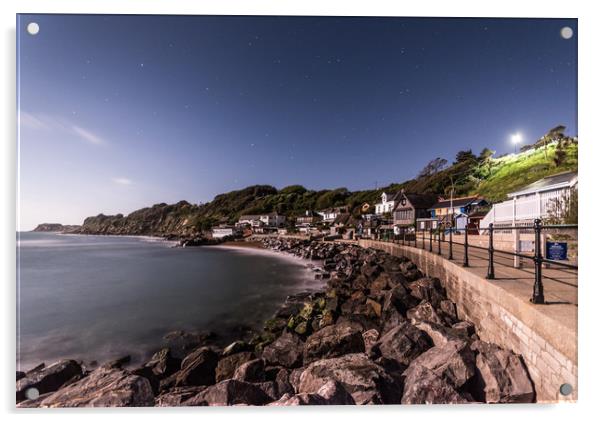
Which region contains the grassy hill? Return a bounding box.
[76,139,578,236]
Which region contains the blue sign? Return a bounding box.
[546,241,568,261]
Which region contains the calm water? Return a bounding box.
[17,232,320,370]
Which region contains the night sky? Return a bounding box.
[17,15,577,229]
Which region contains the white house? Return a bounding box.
[212,226,241,239]
[481,171,577,227]
[238,213,286,228]
[375,191,402,215]
[318,206,347,223]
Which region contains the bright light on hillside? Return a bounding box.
[511,133,523,144]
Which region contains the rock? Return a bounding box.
[303,320,365,364]
[274,367,294,397]
[256,381,280,401]
[380,307,407,335]
[288,367,305,393]
[102,355,131,369]
[407,277,445,307]
[174,347,218,387]
[155,386,206,406]
[294,320,310,336]
[382,285,417,316]
[368,322,432,367]
[139,348,180,379]
[362,329,380,351]
[233,358,265,383]
[215,351,255,382]
[365,298,382,318]
[404,340,475,389]
[471,341,534,403]
[401,365,470,404]
[298,353,400,404]
[407,301,443,325]
[16,359,83,402]
[262,331,304,368]
[413,320,464,347]
[270,380,355,405]
[264,318,287,333]
[222,340,251,356]
[183,379,271,406]
[369,273,390,295]
[439,299,458,319]
[163,331,208,359]
[37,367,154,407]
[452,321,476,337]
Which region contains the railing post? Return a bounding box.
[486,223,495,279]
[531,219,545,304]
[402,228,405,246]
[463,228,469,267]
[429,229,433,252]
[422,230,426,249]
[448,226,453,260]
[414,229,417,248]
[438,228,442,255]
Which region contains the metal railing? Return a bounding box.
[382,220,578,305]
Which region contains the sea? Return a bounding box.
[16,232,321,370]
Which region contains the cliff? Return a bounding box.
[32,223,81,233]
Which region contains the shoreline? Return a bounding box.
[17,237,537,407]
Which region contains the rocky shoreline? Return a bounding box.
[16,238,535,407]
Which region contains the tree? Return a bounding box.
[417,157,448,178]
[545,188,577,224]
[478,148,494,161]
[455,149,477,164]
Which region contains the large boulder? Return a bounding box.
[262,331,304,368]
[233,358,266,383]
[407,301,443,325]
[16,360,83,402]
[174,347,218,387]
[471,341,534,403]
[413,320,465,347]
[368,322,432,367]
[269,380,355,405]
[142,348,181,378]
[303,320,365,364]
[298,353,400,404]
[215,351,255,382]
[401,365,470,404]
[163,330,212,359]
[155,386,206,406]
[183,379,271,406]
[407,277,445,307]
[404,340,475,389]
[36,367,154,407]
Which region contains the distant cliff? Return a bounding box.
[32,223,81,233]
[76,201,201,237]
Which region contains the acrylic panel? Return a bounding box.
[16,14,578,407]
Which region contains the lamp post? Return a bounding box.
[511,133,523,154]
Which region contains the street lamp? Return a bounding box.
[511,133,523,154]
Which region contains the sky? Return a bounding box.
[17,15,577,230]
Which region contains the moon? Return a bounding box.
[560,26,573,40]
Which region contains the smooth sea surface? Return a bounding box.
[17,232,320,370]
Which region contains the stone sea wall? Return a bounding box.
[359,239,577,403]
[17,239,535,407]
